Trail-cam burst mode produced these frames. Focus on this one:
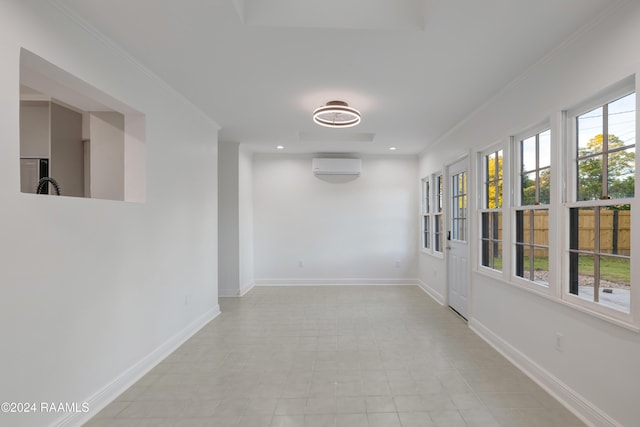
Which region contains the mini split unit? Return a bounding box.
[312,158,362,175]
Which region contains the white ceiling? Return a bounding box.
[55,0,618,155]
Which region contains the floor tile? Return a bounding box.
[271,415,305,427]
[304,414,335,427]
[335,396,366,413]
[368,412,401,427]
[397,411,436,427]
[365,396,396,413]
[237,414,273,427]
[336,413,369,427]
[428,409,467,427]
[83,286,583,427]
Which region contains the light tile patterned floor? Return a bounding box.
[85,286,585,427]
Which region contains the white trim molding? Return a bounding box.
[54,306,221,427]
[239,281,255,296]
[254,278,419,286]
[469,318,622,427]
[219,282,256,297]
[417,279,446,305]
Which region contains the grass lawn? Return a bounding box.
[491,255,630,284]
[577,255,630,284]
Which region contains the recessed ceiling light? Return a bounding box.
[389,147,397,151]
[313,100,361,128]
[276,145,284,150]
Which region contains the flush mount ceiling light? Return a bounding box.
[313,100,361,128]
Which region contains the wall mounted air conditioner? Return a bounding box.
[312,158,361,175]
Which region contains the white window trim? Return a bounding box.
[469,76,640,331]
[420,176,432,254]
[561,81,637,326]
[432,172,445,259]
[561,199,635,324]
[511,125,554,294]
[477,143,509,277]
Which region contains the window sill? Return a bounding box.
[476,265,504,281]
[474,268,640,333]
[420,249,444,260]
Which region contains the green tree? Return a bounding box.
[522,174,535,205]
[539,169,551,204]
[578,134,634,200]
[487,153,503,208]
[521,168,550,205]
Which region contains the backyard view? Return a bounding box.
[570,92,634,312]
[480,93,634,313]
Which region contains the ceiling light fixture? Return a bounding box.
[313,100,361,128]
[389,147,397,151]
[276,145,284,150]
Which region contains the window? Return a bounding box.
[576,93,635,201]
[467,78,637,327]
[422,173,444,255]
[568,91,635,314]
[481,149,503,270]
[451,170,467,241]
[422,178,431,250]
[515,129,551,286]
[434,174,444,253]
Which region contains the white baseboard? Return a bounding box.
[417,279,446,305]
[239,281,255,296]
[469,318,621,427]
[218,288,238,297]
[54,305,221,427]
[254,278,418,286]
[219,282,255,297]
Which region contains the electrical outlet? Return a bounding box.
[298,260,304,268]
[555,332,564,352]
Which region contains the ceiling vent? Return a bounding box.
[312,158,361,175]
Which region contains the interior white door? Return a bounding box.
[447,157,470,319]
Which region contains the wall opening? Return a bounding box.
[19,48,146,202]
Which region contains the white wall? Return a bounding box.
[88,112,124,200]
[218,141,241,296]
[19,100,50,158]
[253,154,418,284]
[50,102,84,198]
[418,2,640,426]
[238,148,255,294]
[218,144,254,297]
[417,152,458,304]
[124,114,146,203]
[0,2,219,426]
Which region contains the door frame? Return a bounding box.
[445,155,471,320]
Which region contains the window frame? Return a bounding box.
[512,126,552,291]
[450,169,468,243]
[478,145,505,274]
[421,173,444,258]
[467,77,639,331]
[433,173,445,256]
[421,177,431,252]
[564,81,636,323]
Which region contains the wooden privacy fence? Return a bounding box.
[518,210,630,256]
[576,209,631,255]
